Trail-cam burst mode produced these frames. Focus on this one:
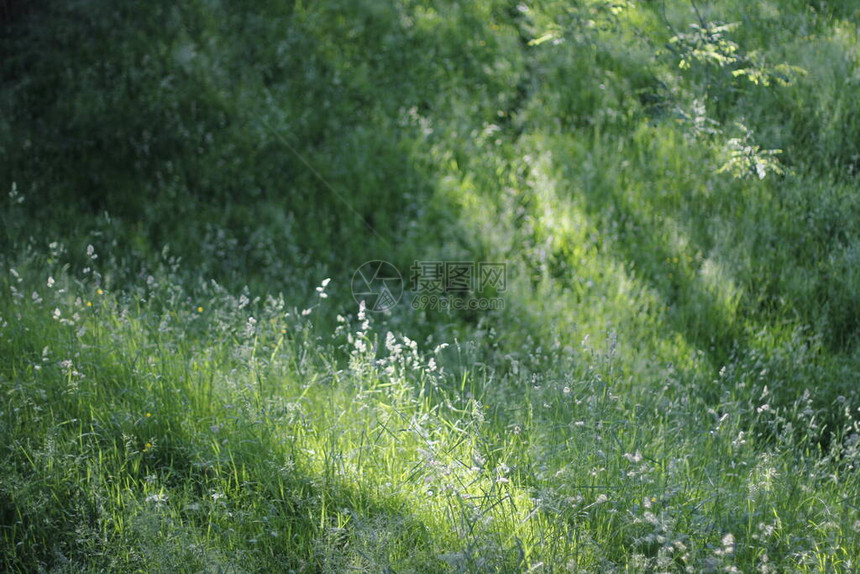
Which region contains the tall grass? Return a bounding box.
[2,0,860,571]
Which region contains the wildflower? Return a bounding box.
[721,533,735,555]
[86,301,92,307]
[624,451,643,463]
[9,182,23,203]
[643,511,658,524]
[385,331,397,351]
[144,492,167,504]
[97,288,103,295]
[353,337,367,354]
[145,412,152,418]
[197,306,203,313]
[86,244,97,260]
[47,277,55,288]
[316,278,331,298]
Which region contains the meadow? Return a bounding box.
[2,0,860,571]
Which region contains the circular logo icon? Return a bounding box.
[351,260,403,312]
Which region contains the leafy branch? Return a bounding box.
[717,123,787,180]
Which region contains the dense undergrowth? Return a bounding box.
[2,0,860,571]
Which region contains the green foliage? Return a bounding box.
[670,21,741,70]
[717,123,786,179]
[2,0,860,571]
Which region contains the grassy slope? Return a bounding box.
[2,0,860,571]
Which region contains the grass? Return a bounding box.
[2,0,860,571]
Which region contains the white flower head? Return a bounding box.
[385,331,398,354]
[721,533,735,554]
[145,493,168,504]
[316,278,331,297]
[624,451,643,464]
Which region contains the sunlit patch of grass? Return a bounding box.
[3,244,859,571]
[3,0,860,571]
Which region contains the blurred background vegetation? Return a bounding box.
[2,0,860,571]
[5,0,860,401]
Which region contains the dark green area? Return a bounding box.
[2,0,860,571]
